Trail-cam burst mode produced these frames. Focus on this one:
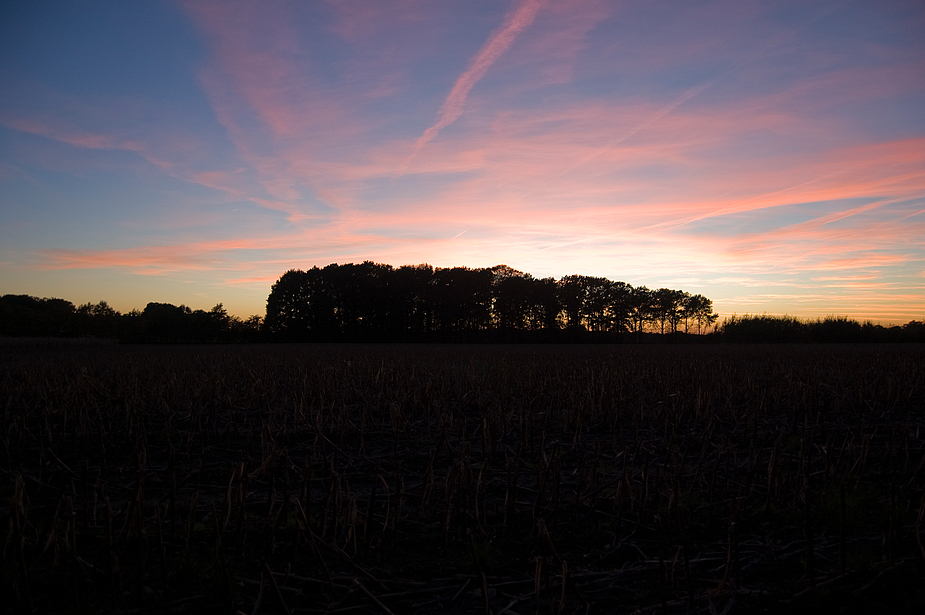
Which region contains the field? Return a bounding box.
[3,342,925,614]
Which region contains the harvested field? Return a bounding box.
[3,342,925,613]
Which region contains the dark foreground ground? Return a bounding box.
[2,341,924,614]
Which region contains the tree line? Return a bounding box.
[265,262,718,342]
[720,314,925,343]
[5,266,922,343]
[0,295,263,343]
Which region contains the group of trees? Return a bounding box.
[5,274,925,344]
[720,314,925,343]
[0,295,263,343]
[265,262,718,342]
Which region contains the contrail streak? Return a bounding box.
[398,0,545,175]
[560,80,714,179]
[523,3,843,197]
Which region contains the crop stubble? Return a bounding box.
[2,342,925,613]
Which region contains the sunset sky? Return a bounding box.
[2,0,923,323]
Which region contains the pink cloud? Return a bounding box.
[501,0,612,86]
[182,1,312,138]
[811,275,879,281]
[0,112,179,172]
[180,1,364,195]
[170,0,925,243]
[401,0,546,170]
[8,0,921,323]
[222,274,282,286]
[322,0,429,44]
[248,198,316,223]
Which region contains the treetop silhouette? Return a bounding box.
[264,261,718,342]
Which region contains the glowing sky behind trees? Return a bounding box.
[1,0,923,323]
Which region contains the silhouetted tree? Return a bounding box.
[683,294,718,334]
[390,264,434,340]
[527,277,561,332]
[581,277,614,332]
[266,269,309,339]
[557,275,586,331]
[265,267,338,340]
[901,320,925,342]
[628,286,654,338]
[652,288,687,335]
[430,266,493,338]
[325,261,394,340]
[228,314,265,342]
[184,303,230,342]
[141,302,194,342]
[76,300,120,338]
[491,265,533,332]
[0,295,76,337]
[608,281,635,338]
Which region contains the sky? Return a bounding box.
[1,0,923,323]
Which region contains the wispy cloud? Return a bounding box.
[0,112,176,171]
[3,0,923,320]
[400,0,546,172]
